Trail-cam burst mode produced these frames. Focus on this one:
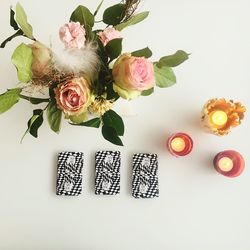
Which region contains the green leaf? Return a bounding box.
[157,50,189,68]
[154,64,176,88]
[19,94,50,104]
[131,47,152,58]
[11,43,33,83]
[70,117,101,128]
[10,8,19,30]
[102,109,124,136]
[70,5,94,28]
[16,2,34,39]
[102,125,123,146]
[106,84,120,100]
[103,4,125,26]
[106,38,122,61]
[46,99,62,133]
[115,11,149,31]
[21,109,44,142]
[28,109,44,138]
[0,88,22,114]
[0,29,23,48]
[94,0,105,16]
[141,88,154,96]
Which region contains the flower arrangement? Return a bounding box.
[0,1,188,145]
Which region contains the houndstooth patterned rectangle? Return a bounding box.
[95,151,121,195]
[56,151,84,196]
[132,153,159,198]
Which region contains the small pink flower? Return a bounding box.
[112,53,155,99]
[98,26,122,46]
[59,22,86,49]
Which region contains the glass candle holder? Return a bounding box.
[166,132,193,157]
[213,150,245,177]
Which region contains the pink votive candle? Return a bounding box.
[166,132,193,157]
[213,150,245,177]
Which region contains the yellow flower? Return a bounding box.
[201,98,246,135]
[90,98,113,116]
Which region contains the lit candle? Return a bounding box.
[209,110,228,128]
[201,98,246,136]
[167,132,193,157]
[213,150,245,177]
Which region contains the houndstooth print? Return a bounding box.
[56,151,84,196]
[95,151,121,195]
[132,153,159,198]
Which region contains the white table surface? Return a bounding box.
[0,0,250,249]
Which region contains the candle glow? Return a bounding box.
[209,110,228,128]
[167,132,193,157]
[213,150,245,177]
[218,157,233,172]
[170,137,186,152]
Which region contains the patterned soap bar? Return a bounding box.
[95,151,121,195]
[132,153,159,198]
[56,151,84,196]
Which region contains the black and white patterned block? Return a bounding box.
[132,153,159,198]
[56,151,84,196]
[95,151,121,195]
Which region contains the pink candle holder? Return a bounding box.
[213,150,245,177]
[166,132,193,157]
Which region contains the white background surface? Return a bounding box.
[0,0,250,249]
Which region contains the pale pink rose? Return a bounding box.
[59,22,86,49]
[54,77,91,117]
[98,26,122,46]
[112,53,155,99]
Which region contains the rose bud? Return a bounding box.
[29,41,52,79]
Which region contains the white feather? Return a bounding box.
[52,42,100,79]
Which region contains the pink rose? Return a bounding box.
[54,77,92,121]
[59,22,86,49]
[112,53,155,99]
[98,26,122,46]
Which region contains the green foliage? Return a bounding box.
[22,109,44,142]
[70,5,95,41]
[141,88,154,96]
[70,5,94,27]
[19,95,50,104]
[106,84,120,100]
[11,43,33,83]
[16,2,34,39]
[103,4,125,25]
[106,38,122,61]
[102,125,123,146]
[10,8,19,30]
[154,64,176,88]
[71,117,101,128]
[0,88,22,114]
[94,0,105,16]
[115,11,149,31]
[0,29,23,48]
[157,50,189,68]
[102,110,124,136]
[131,47,152,58]
[46,99,62,133]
